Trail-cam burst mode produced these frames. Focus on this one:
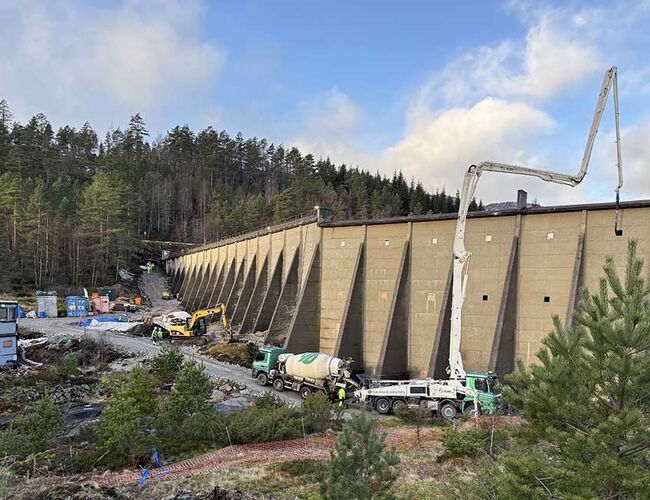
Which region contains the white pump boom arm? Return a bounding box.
[448,66,623,380]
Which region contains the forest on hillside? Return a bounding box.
[0,100,481,289]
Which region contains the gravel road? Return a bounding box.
[20,316,300,404]
[19,268,301,404]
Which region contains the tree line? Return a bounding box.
[0,100,480,289]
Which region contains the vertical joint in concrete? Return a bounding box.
[285,243,321,353]
[375,240,410,378]
[253,251,284,333]
[267,248,300,345]
[488,214,521,375]
[565,210,588,328]
[334,242,365,366]
[427,259,453,379]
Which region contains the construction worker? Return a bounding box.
[146,261,154,274]
[151,326,162,345]
[338,386,346,409]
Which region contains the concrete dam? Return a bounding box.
[162,198,650,379]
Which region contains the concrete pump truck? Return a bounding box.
[356,66,625,418]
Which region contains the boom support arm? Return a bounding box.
[448,66,623,380]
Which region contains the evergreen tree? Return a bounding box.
[496,239,650,498]
[319,411,400,500]
[96,392,150,467]
[168,360,213,423]
[0,109,477,289]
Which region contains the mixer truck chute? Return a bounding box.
[252,347,359,400]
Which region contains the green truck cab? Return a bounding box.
[463,371,500,415]
[252,346,286,386]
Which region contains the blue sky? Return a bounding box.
[1,0,649,204]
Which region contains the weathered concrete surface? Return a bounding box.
[164,201,650,377]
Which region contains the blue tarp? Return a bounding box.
[78,316,121,327]
[16,304,25,319]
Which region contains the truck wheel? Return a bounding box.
[256,372,268,386]
[272,377,284,392]
[392,399,407,412]
[464,403,481,418]
[299,386,313,400]
[375,398,391,414]
[440,402,457,420]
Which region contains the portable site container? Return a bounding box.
[36,294,58,318]
[98,287,117,302]
[66,296,89,317]
[0,301,18,368]
[92,296,110,314]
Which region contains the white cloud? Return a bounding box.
[370,8,608,204]
[424,13,600,106]
[594,120,650,200]
[93,4,223,109]
[0,0,224,130]
[380,98,566,202]
[291,89,365,166]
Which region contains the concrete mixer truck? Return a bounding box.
[252,347,359,400]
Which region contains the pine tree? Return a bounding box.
[319,411,400,500]
[168,360,213,423]
[96,392,150,467]
[499,239,650,498]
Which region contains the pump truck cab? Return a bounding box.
[252,347,359,400]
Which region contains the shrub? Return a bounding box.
[21,396,65,452]
[151,345,184,384]
[394,405,433,446]
[441,426,488,458]
[59,353,79,377]
[95,392,150,468]
[319,411,399,500]
[0,429,30,458]
[123,366,158,415]
[228,403,303,444]
[0,396,65,458]
[159,412,228,456]
[168,360,213,423]
[253,392,284,410]
[301,392,339,433]
[440,422,511,460]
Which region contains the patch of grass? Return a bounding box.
[0,467,16,498]
[273,459,322,478]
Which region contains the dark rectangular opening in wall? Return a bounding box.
[482,294,488,301]
[544,296,550,303]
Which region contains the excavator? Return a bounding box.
[356,66,624,418]
[162,303,230,342]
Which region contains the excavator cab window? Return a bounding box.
[195,318,207,336]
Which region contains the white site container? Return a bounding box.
[280,352,344,379]
[36,295,58,318]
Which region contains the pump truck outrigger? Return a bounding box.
[355,66,624,418]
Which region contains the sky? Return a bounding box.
[1,0,650,205]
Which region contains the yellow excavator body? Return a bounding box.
[167,303,229,338]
